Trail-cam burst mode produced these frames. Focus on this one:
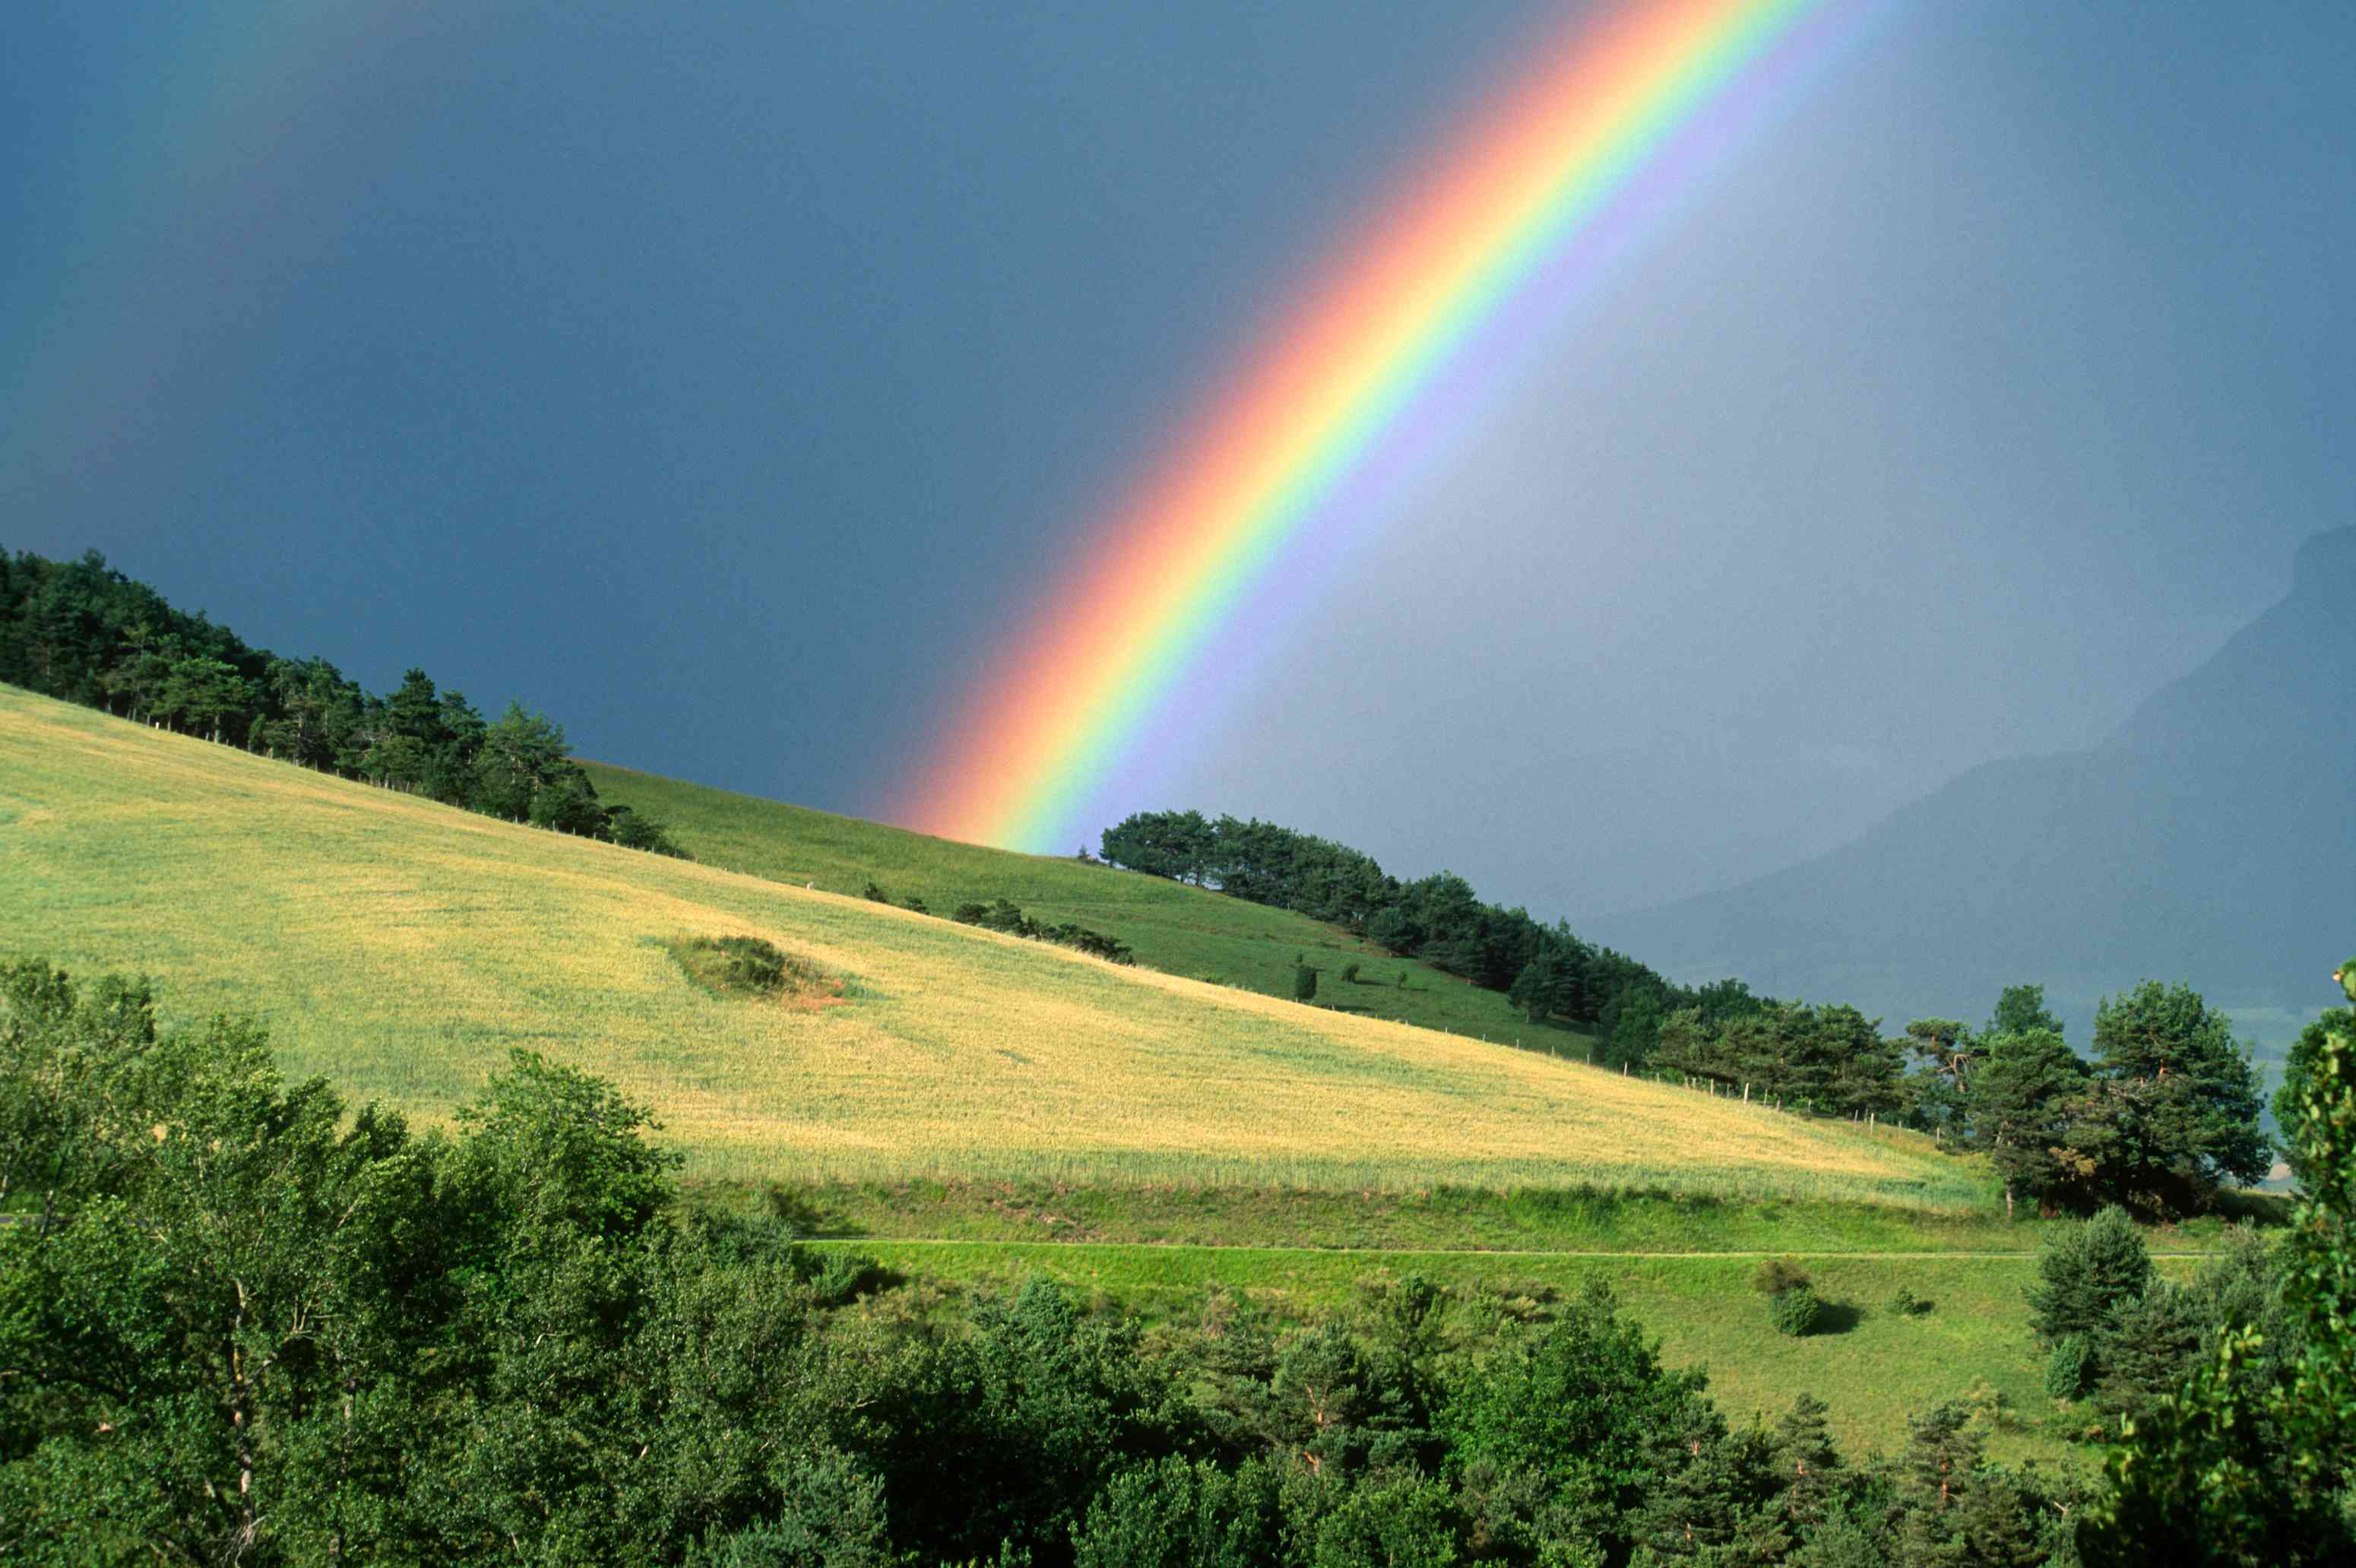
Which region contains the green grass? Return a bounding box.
[806,1239,2209,1466]
[581,760,1589,1048]
[712,1177,2266,1255]
[0,684,1979,1203]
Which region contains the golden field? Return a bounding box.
[0,685,1984,1202]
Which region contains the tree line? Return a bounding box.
[4,956,2352,1565]
[1890,983,2270,1219]
[1098,809,1756,1055]
[0,548,684,854]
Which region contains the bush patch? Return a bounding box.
[670,935,844,1006]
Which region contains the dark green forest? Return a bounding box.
[0,548,683,855]
[5,958,2354,1566]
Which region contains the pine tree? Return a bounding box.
[2087,980,2269,1208]
[2092,1282,2214,1429]
[1774,1392,1845,1531]
[1946,1465,2049,1568]
[1968,1027,2088,1218]
[1891,1402,1983,1566]
[2025,1205,2152,1345]
[1639,1408,1789,1563]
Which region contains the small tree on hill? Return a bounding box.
[1294,964,1319,1004]
[2026,1205,2152,1346]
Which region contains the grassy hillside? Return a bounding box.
[2,684,1981,1202]
[806,1240,2209,1468]
[580,760,1579,1045]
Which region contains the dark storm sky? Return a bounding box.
[7,2,2352,917]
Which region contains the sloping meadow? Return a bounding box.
[2,686,1984,1205]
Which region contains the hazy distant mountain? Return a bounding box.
[1592,528,2355,1055]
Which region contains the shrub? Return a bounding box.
[2046,1333,2095,1402]
[942,897,1132,962]
[983,898,1036,936]
[860,880,888,902]
[603,805,692,858]
[1961,1376,2014,1433]
[1892,1286,1932,1317]
[1041,922,1137,965]
[1770,1285,1824,1337]
[1395,971,1408,988]
[903,895,929,915]
[705,935,788,991]
[1341,962,1361,984]
[671,936,836,1001]
[1294,965,1319,1003]
[802,1250,896,1307]
[1754,1257,1813,1296]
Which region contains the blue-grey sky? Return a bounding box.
[8,2,2351,918]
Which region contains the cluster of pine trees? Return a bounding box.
[1098,809,1733,1047]
[1896,984,2269,1218]
[1648,1000,1905,1120]
[0,549,683,855]
[2028,1208,2288,1431]
[5,957,2353,1565]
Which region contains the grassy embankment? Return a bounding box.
[750,1177,2264,1253]
[804,1239,2211,1466]
[1,684,1964,1205]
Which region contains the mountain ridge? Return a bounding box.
[1591,527,2354,1053]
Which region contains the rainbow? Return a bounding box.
[901,0,1883,851]
[2,2,430,493]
